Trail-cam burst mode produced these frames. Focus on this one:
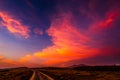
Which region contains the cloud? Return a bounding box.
[0,55,4,60]
[76,0,120,33]
[0,11,30,38]
[66,47,120,66]
[0,55,41,68]
[33,28,43,35]
[91,11,119,30]
[0,0,119,67]
[0,55,23,68]
[20,12,99,66]
[18,54,42,67]
[22,1,120,66]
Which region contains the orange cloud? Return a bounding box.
[0,55,42,68]
[19,54,43,67]
[0,12,30,38]
[0,55,23,68]
[20,13,99,66]
[0,55,4,60]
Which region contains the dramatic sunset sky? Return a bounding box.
[0,0,120,68]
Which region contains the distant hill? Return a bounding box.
[70,64,120,71]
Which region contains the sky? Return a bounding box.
[0,0,120,68]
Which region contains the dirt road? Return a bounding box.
[30,71,54,80]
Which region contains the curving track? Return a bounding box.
[30,71,54,80]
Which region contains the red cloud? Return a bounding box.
[21,9,120,66]
[26,13,99,66]
[89,11,120,33]
[0,12,30,38]
[99,15,114,28]
[17,13,94,66]
[99,11,119,29]
[79,0,120,33]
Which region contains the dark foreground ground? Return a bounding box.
[0,66,120,80]
[0,67,33,80]
[38,66,120,80]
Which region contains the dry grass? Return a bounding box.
[39,69,120,80]
[0,67,33,80]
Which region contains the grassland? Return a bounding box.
[39,67,120,80]
[1,66,120,80]
[0,67,33,80]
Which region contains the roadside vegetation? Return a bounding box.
[0,67,33,80]
[39,66,120,80]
